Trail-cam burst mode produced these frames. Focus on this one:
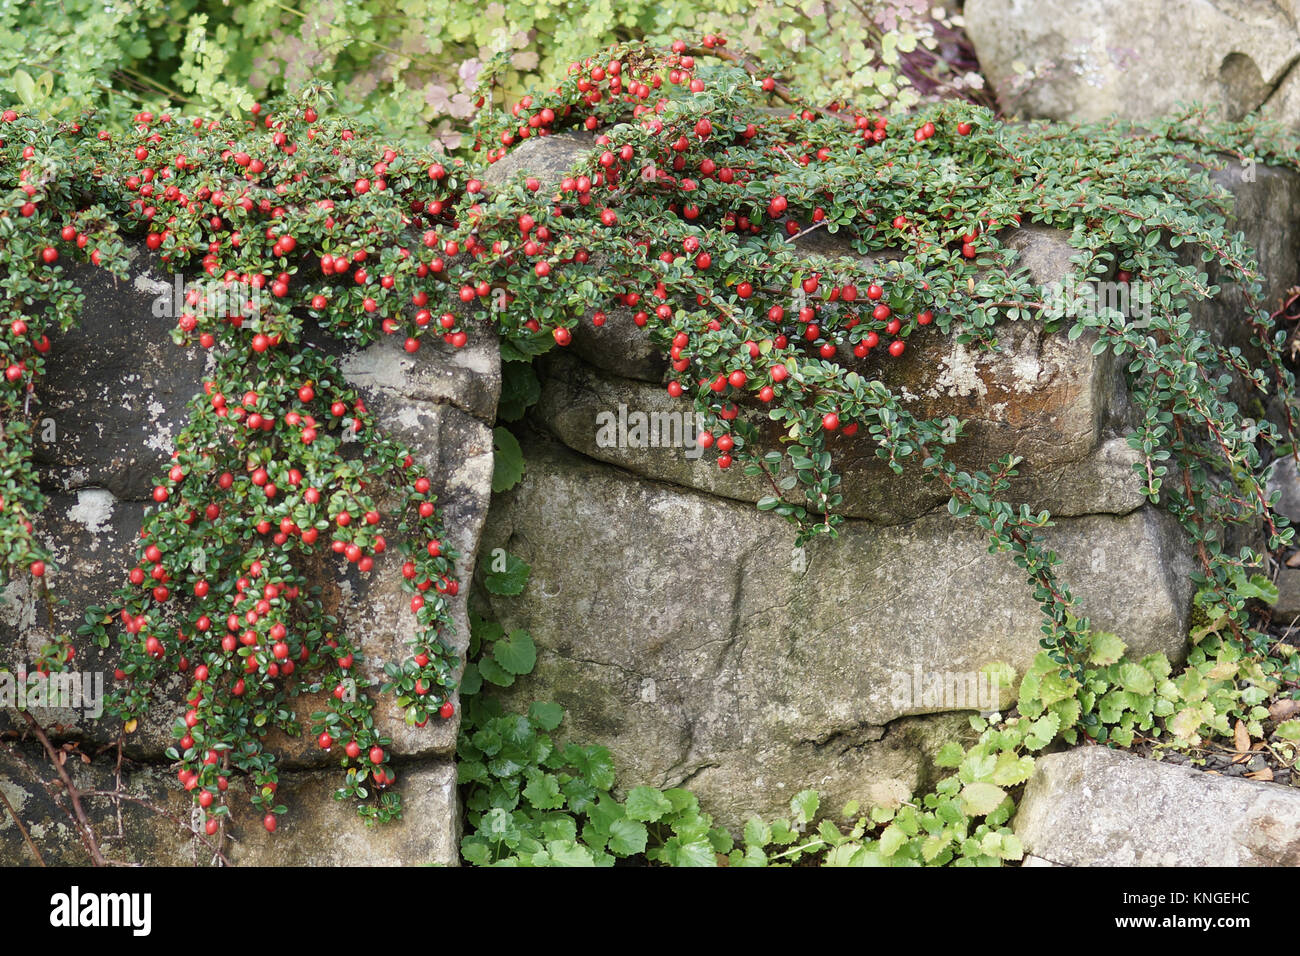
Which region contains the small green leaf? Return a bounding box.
[1275,720,1300,741]
[624,786,673,823]
[477,656,515,688]
[790,789,819,824]
[492,427,525,492]
[959,782,1006,817]
[607,818,649,856]
[483,550,530,596]
[493,629,537,676]
[528,700,564,731]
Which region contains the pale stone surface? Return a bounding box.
[480,130,598,191]
[477,435,1194,826]
[326,332,498,759]
[966,0,1300,126]
[1014,747,1300,866]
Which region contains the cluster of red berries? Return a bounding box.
[461,44,987,472]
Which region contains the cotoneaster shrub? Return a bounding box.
[2,35,1300,845]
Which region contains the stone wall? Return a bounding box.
[3,113,1298,862]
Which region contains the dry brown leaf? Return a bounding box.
[1247,767,1275,782]
[1234,719,1250,754]
[1270,698,1300,721]
[1287,552,1300,568]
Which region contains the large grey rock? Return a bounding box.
[0,489,177,759]
[0,741,459,866]
[481,130,598,192]
[477,435,1194,827]
[1014,746,1300,866]
[966,0,1300,126]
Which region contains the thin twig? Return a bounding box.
[20,712,106,865]
[0,785,45,866]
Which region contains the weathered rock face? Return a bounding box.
[477,435,1194,826]
[1204,163,1300,313]
[0,243,499,865]
[1014,747,1300,866]
[536,349,1146,523]
[965,0,1300,127]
